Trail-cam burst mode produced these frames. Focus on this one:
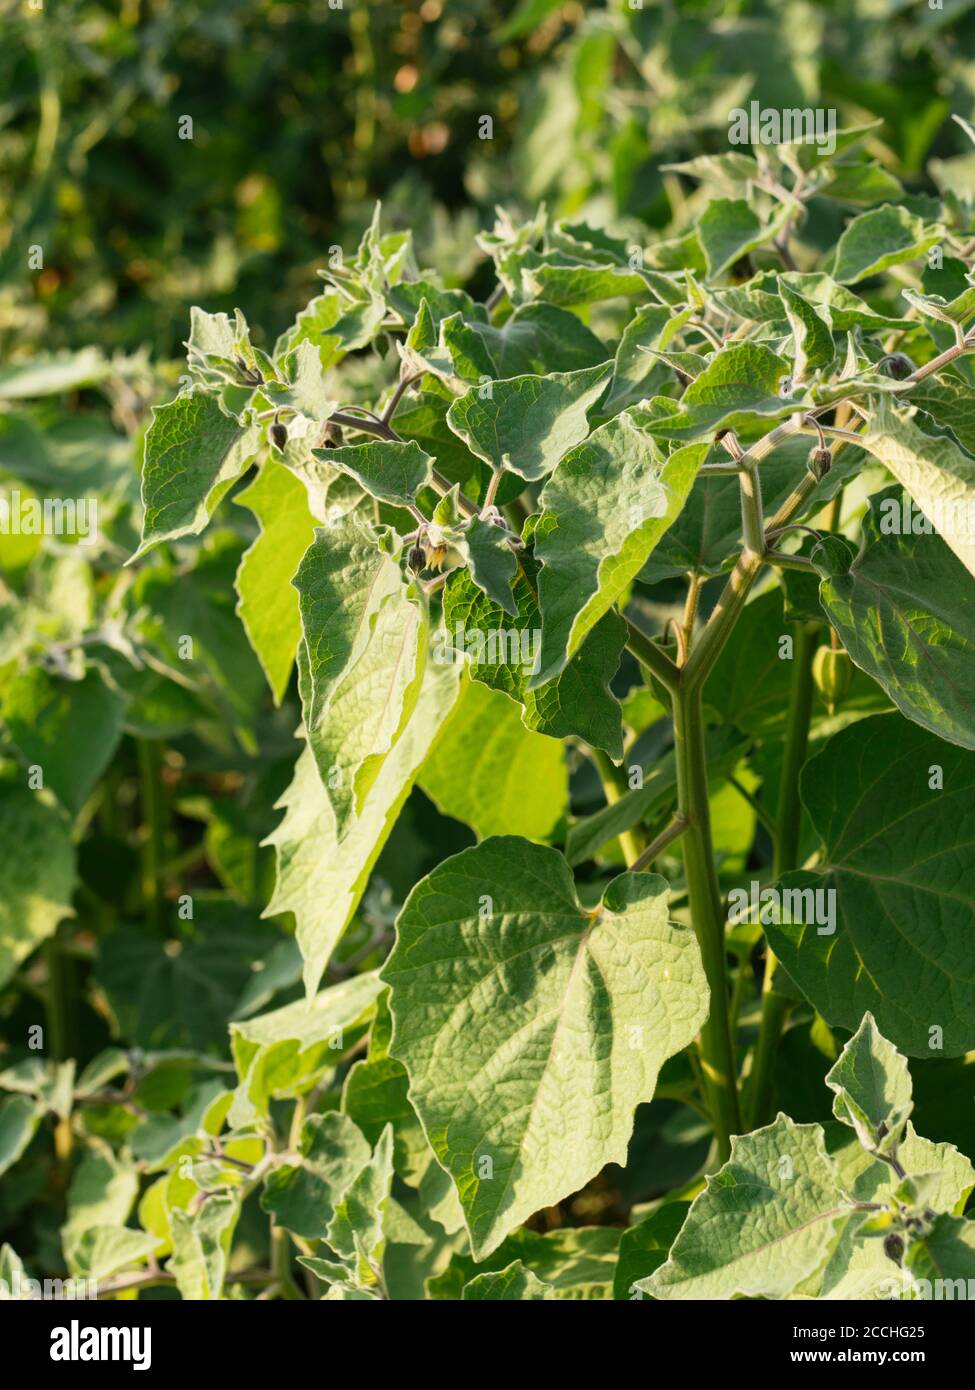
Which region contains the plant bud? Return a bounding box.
[813,645,853,715]
[407,544,426,574]
[878,352,915,381]
[883,1233,905,1264]
[269,422,288,452]
[807,446,832,479]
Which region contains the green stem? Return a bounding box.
[672,684,741,1162]
[624,619,680,695]
[744,622,819,1129]
[43,932,71,1062]
[591,748,645,866]
[136,739,166,933]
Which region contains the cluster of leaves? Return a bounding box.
[5,102,975,1300]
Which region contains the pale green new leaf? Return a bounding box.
[168,1194,240,1301]
[383,837,709,1258]
[325,1124,395,1289]
[642,1117,847,1300]
[234,458,317,704]
[292,516,427,835]
[446,363,610,482]
[419,678,567,842]
[265,656,461,995]
[462,1261,555,1299]
[135,389,260,558]
[531,415,704,687]
[230,971,383,1120]
[261,1112,370,1240]
[826,1013,913,1154]
[264,338,338,422]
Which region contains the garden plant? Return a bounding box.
[3,1,975,1313]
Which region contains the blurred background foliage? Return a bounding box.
[3,0,975,360]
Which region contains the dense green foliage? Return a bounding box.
[3,0,975,1305]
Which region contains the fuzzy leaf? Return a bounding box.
[234,458,317,704]
[531,416,704,687]
[383,837,708,1258]
[642,1117,847,1300]
[446,363,610,482]
[135,389,260,558]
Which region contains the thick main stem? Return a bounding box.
[744,621,819,1128]
[672,683,741,1161]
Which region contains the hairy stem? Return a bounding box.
[744,621,819,1129]
[673,685,741,1161]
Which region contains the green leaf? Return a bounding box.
[531,416,704,687]
[443,303,608,381]
[261,1112,371,1240]
[383,837,708,1258]
[647,342,809,441]
[456,515,519,616]
[325,1124,395,1289]
[696,198,788,280]
[427,1224,621,1299]
[293,517,427,836]
[418,677,567,842]
[321,440,435,510]
[826,1013,913,1154]
[1,667,125,816]
[71,1227,162,1282]
[230,971,383,1120]
[264,339,338,422]
[446,363,610,483]
[814,490,975,749]
[780,282,835,381]
[462,1261,555,1299]
[642,1116,846,1300]
[859,395,975,582]
[169,1193,239,1301]
[264,656,461,996]
[0,779,76,989]
[614,1203,691,1300]
[565,726,749,867]
[765,713,975,1057]
[830,205,942,285]
[135,389,260,559]
[601,304,688,416]
[443,558,626,759]
[62,1146,139,1274]
[0,1095,43,1177]
[904,1215,975,1294]
[234,457,318,705]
